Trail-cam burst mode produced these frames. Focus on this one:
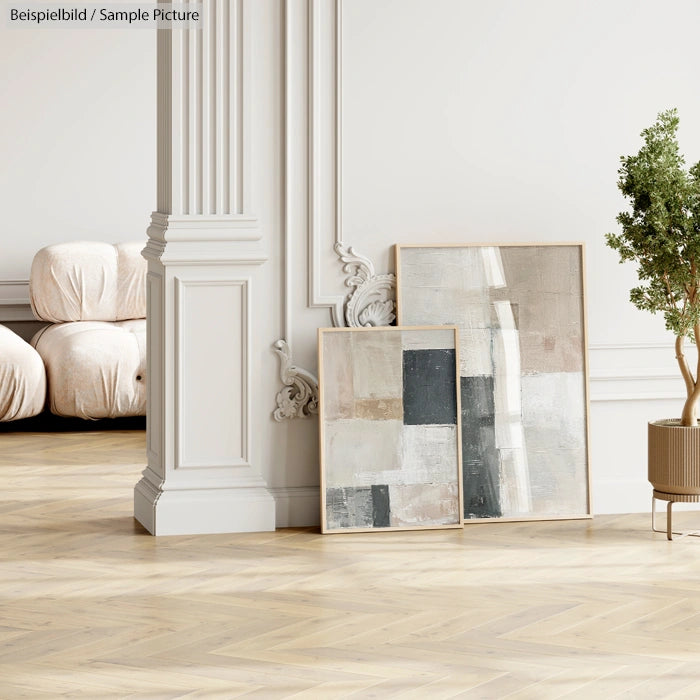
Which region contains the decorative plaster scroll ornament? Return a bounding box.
[272,340,319,421]
[334,241,396,327]
[273,244,394,421]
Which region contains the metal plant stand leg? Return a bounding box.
[652,490,700,540]
[651,495,672,539]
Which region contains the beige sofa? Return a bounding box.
[29,241,147,420]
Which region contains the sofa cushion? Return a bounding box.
[31,319,146,419]
[30,241,146,323]
[0,324,47,421]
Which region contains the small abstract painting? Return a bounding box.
[395,244,591,522]
[319,326,463,533]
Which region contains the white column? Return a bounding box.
[134,0,276,535]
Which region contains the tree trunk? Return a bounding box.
[681,394,699,426]
[679,327,700,426]
[676,335,695,398]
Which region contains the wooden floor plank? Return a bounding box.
[2,430,700,697]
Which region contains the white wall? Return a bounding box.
[340,0,700,514]
[340,0,700,342]
[0,6,155,328]
[275,0,700,520]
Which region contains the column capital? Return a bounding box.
[147,212,260,242]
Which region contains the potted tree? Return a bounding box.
[606,109,700,513]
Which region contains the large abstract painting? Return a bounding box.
[395,244,591,521]
[319,326,463,533]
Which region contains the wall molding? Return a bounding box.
[175,276,251,469]
[588,341,689,402]
[273,0,339,422]
[307,0,345,323]
[146,272,163,469]
[0,304,34,322]
[0,280,33,322]
[0,279,29,302]
[589,342,675,351]
[275,0,396,422]
[591,368,678,381]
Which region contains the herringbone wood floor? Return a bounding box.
[1,431,700,698]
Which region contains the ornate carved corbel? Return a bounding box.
[272,340,319,421]
[334,241,396,327]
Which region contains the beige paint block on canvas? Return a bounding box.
[389,483,460,527]
[494,247,584,374]
[323,418,403,488]
[351,331,402,400]
[400,328,456,351]
[321,332,355,420]
[355,398,403,421]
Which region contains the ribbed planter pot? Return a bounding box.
[648,419,700,496]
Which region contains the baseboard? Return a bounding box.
[0,304,34,322]
[592,478,700,514]
[270,486,320,528]
[0,280,32,322]
[267,481,700,525]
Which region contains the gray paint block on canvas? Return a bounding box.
[403,349,457,425]
[372,485,390,527]
[326,486,373,530]
[461,375,501,518]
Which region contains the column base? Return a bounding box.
[134,478,276,535]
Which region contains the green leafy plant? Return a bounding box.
[606,109,700,426]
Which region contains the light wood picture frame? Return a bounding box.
[395,243,592,523]
[318,326,464,534]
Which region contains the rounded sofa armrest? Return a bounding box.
[0,324,46,421]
